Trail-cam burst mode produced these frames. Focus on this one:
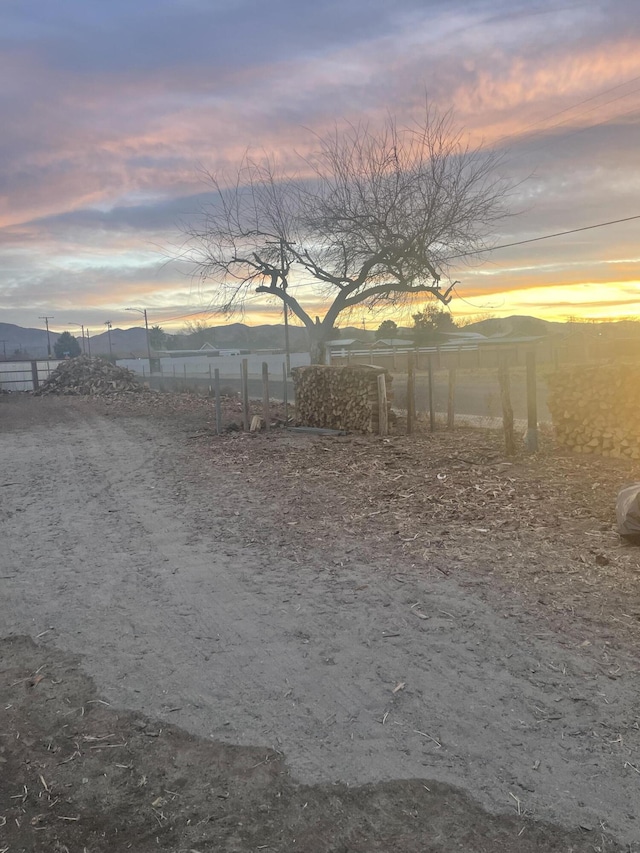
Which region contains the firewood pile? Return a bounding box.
[547,363,640,458]
[291,364,392,433]
[34,356,146,397]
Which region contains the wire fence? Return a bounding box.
[1,353,545,456]
[0,360,63,391]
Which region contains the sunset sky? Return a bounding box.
[1,0,640,336]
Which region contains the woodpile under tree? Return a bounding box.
[548,364,640,459]
[292,365,393,433]
[180,106,511,363]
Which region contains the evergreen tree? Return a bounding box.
[376,319,398,338]
[149,325,167,350]
[412,305,457,345]
[54,331,81,358]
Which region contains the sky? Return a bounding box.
[1,0,640,336]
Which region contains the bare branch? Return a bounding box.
[177,106,513,361]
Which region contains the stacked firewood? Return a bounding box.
[292,364,392,433]
[547,364,640,458]
[34,356,145,396]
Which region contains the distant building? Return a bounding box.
[372,338,413,348]
[324,339,366,360]
[154,342,247,358]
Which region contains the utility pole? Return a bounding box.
[86,328,91,356]
[39,315,54,358]
[143,309,152,374]
[67,323,86,353]
[280,239,291,376]
[125,307,153,375]
[104,320,113,358]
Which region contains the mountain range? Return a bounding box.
[0,315,636,359]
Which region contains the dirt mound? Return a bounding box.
[34,355,146,396]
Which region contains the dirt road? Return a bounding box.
[2,394,639,851]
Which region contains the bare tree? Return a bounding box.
[181,107,511,363]
[182,319,216,349]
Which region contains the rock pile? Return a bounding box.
[34,356,145,396]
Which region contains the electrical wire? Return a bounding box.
[155,215,640,323]
[443,212,640,262]
[507,101,640,161]
[490,72,640,149]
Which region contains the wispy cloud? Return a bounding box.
[1,0,640,328]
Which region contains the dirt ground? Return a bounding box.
[2,391,640,852]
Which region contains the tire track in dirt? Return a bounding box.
[2,398,639,847]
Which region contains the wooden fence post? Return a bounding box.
[262,362,270,430]
[30,361,39,391]
[525,351,538,453]
[282,362,289,428]
[447,367,456,430]
[377,374,388,436]
[241,358,250,431]
[214,368,222,435]
[498,355,516,456]
[407,353,416,434]
[427,355,435,432]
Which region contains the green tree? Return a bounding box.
[376,319,398,338]
[54,331,81,359]
[149,325,167,350]
[412,305,457,344]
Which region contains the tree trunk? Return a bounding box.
[309,335,327,365]
[308,318,332,364]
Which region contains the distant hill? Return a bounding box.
[459,315,564,338]
[0,322,149,359]
[0,322,61,358]
[3,315,638,359]
[89,327,149,356]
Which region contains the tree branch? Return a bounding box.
[255,285,314,330]
[341,280,448,310]
[179,104,512,362]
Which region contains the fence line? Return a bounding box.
[1,357,550,445]
[0,360,62,391]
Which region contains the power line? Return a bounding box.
[157,213,640,319]
[508,101,640,161]
[444,213,640,262]
[239,212,640,289]
[153,306,219,324]
[490,72,640,149]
